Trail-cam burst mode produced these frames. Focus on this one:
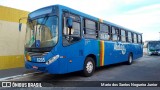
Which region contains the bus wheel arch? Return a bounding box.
[86,54,97,66]
[83,54,96,77]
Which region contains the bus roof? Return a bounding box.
[145,40,160,42]
[31,4,142,34]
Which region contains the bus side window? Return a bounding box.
[133,33,137,43]
[83,19,97,39]
[138,34,142,44]
[117,28,120,41]
[99,23,110,40]
[128,32,132,43]
[111,27,118,41]
[121,30,126,42]
[63,13,81,46]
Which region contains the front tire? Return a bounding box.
[83,57,95,77]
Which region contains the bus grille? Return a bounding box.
[27,52,49,57]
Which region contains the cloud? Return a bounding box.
[126,4,160,14]
[122,0,140,4]
[1,0,160,41]
[105,4,160,41]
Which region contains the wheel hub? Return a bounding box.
[86,61,93,73]
[129,56,132,63]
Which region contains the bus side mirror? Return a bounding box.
[19,23,22,32]
[66,17,73,28]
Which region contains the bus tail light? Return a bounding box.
[46,55,59,65]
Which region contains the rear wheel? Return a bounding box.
[83,57,95,77]
[127,54,133,65]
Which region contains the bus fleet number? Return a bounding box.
[37,58,45,62]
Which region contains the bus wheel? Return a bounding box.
[83,57,95,77]
[127,54,133,65]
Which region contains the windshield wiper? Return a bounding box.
[38,15,49,30]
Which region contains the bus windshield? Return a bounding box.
[148,41,160,50]
[25,16,58,48]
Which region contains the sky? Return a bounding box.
[0,0,160,41]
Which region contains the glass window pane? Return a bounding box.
[121,36,126,42]
[100,24,109,32]
[99,24,110,40]
[84,19,97,39]
[121,30,126,42]
[121,30,125,36]
[85,19,96,30]
[138,35,141,43]
[72,22,80,37]
[134,33,137,43]
[112,27,116,34]
[86,29,96,34]
[128,32,132,43]
[63,15,81,46]
[84,34,96,39]
[113,35,117,41]
[99,33,110,40]
[112,27,117,41]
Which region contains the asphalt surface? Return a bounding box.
[0,55,160,90]
[0,67,35,79]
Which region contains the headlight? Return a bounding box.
[46,55,59,65]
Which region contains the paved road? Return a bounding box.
[1,55,160,90]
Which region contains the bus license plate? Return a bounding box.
[32,66,38,69]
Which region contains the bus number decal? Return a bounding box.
[37,58,45,62]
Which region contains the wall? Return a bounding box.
[0,6,29,70]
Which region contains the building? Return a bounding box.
[0,6,29,70]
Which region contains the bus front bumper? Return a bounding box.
[25,60,61,74]
[148,51,160,55]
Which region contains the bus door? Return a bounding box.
[62,13,84,72]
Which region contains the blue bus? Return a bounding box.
[144,41,160,55]
[19,5,143,77]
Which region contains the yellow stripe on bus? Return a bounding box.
[99,40,105,66]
